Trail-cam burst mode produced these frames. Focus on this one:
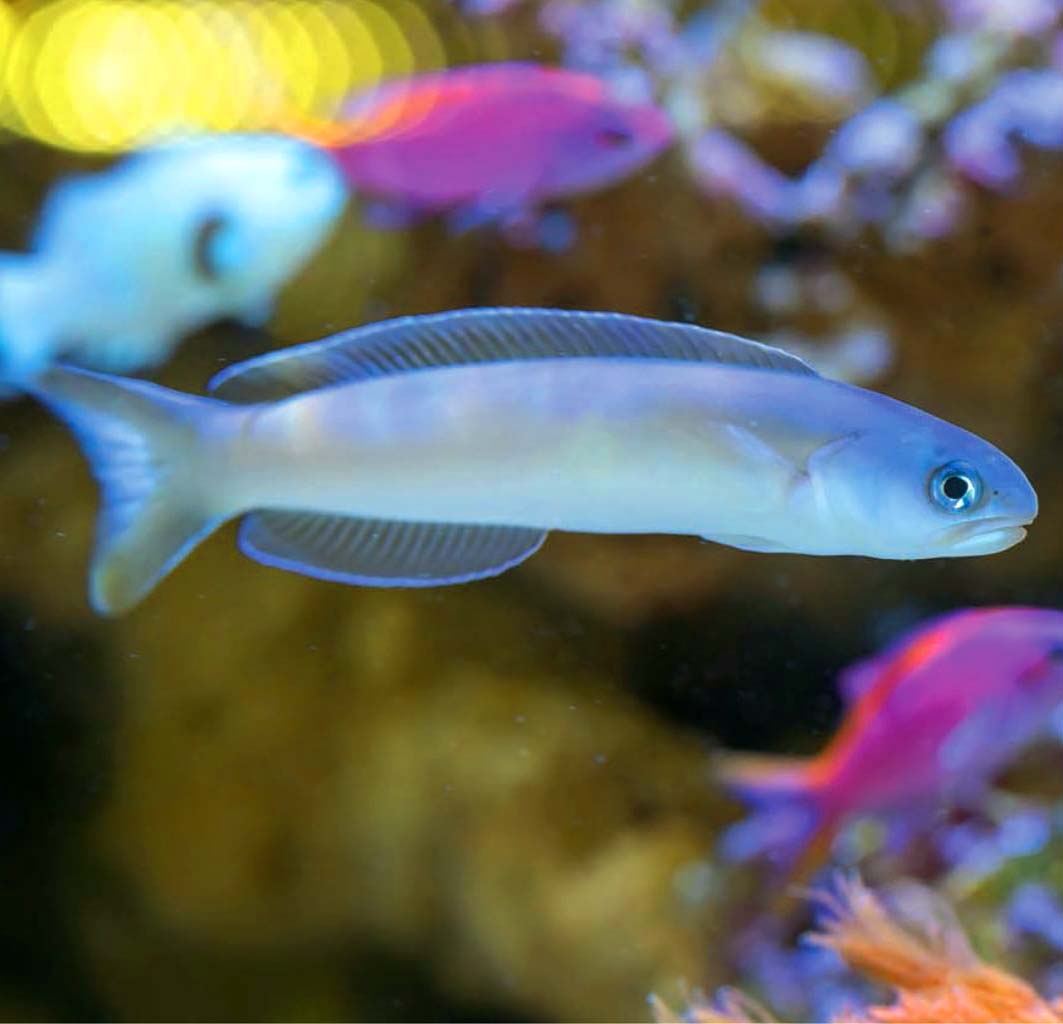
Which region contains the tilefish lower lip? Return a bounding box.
[941,512,1036,547]
[941,525,1028,557]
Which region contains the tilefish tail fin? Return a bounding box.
[717,753,839,881]
[28,367,227,615]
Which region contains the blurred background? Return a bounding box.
[2,0,1063,1020]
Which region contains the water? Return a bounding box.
[2,0,1063,1020]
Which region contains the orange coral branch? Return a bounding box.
[806,872,967,991]
[808,874,1062,1023]
[650,987,776,1023]
[653,872,1063,1024]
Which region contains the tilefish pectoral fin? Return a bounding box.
[27,367,228,615]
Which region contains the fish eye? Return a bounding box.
[192,213,229,282]
[929,460,983,512]
[596,126,634,148]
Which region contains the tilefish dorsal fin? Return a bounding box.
[208,307,819,404]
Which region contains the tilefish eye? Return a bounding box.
[929,460,982,512]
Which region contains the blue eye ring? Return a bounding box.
[929,460,983,512]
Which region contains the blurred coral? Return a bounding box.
[656,874,1063,1024]
[650,986,776,1023]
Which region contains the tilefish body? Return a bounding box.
[28,307,1036,614]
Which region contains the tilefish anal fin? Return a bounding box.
[239,511,546,587]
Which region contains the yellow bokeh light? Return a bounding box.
[0,0,447,153]
[63,2,177,146]
[270,1,437,147]
[316,2,387,98]
[245,2,323,119]
[6,0,81,147]
[0,2,16,87]
[187,3,265,133]
[388,0,447,74]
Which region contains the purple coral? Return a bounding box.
[688,129,794,224]
[1008,883,1063,951]
[540,0,678,75]
[945,70,1063,188]
[940,0,1063,37]
[826,100,923,179]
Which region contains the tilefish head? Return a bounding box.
[805,420,1037,559]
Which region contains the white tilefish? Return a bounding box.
[28,308,1037,614]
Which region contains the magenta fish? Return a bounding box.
[721,606,1063,873]
[324,63,674,245]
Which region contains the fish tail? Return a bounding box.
[28,366,230,615]
[718,753,840,877]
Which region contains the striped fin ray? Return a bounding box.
[209,307,818,403]
[239,510,547,586]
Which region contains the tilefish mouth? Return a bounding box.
[939,516,1032,557]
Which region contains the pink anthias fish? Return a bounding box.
[721,607,1063,875]
[323,63,674,244]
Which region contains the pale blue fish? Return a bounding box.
[0,134,346,384]
[28,308,1036,615]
